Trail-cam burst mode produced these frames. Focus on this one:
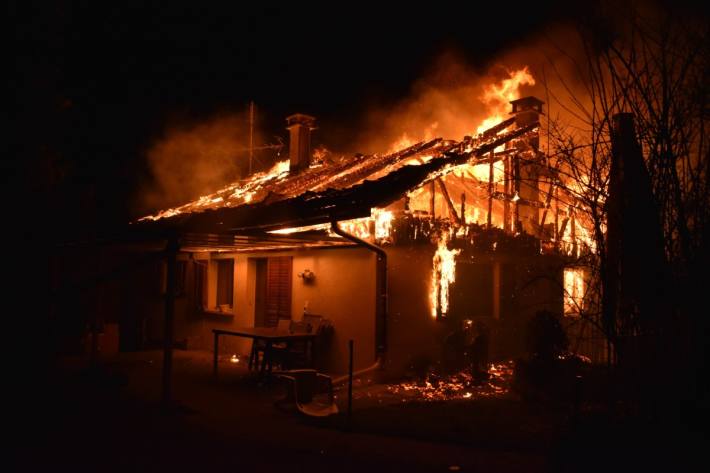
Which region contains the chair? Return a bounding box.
[275,369,339,417]
[287,315,328,369]
[248,318,292,371]
[303,314,323,334]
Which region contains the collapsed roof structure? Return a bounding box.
[132,98,571,256]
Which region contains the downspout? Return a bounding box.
[330,219,386,384]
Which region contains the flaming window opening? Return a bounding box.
[430,232,462,319]
[563,268,585,316]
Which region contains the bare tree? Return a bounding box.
[540,4,709,377]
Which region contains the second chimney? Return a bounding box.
[286,113,316,173]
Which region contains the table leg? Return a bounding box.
[267,341,274,375]
[213,332,219,378]
[285,341,293,370]
[310,339,316,369]
[260,340,270,375]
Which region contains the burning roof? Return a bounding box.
[134,117,538,236]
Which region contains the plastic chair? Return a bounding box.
[275,369,339,417]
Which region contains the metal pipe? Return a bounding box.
[487,150,494,228]
[213,331,219,378]
[348,339,354,420]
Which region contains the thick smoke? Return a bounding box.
[348,25,595,156]
[137,25,596,215]
[139,113,264,214]
[352,51,537,154]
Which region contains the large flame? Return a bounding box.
[475,67,535,134]
[563,268,585,315]
[430,232,461,318]
[140,65,597,267]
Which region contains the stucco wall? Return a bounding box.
[385,245,445,377]
[290,249,377,373]
[172,247,377,374]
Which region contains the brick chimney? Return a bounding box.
[510,96,544,128]
[286,113,316,173]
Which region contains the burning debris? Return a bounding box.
[386,361,515,402]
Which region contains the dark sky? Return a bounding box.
[12,2,583,234]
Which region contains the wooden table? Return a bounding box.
[212,327,316,378]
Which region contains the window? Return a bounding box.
[194,257,234,314]
[216,259,234,310]
[563,268,585,316]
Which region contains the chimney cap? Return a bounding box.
[286,113,316,128]
[510,96,545,114]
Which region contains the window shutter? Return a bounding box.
[265,256,292,327]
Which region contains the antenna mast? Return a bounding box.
[248,101,255,175]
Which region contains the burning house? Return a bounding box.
[121,91,600,378]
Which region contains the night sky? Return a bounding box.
[12,1,685,236]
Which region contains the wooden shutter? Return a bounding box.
[265,256,292,327]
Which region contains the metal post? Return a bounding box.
[460,193,466,225]
[514,154,521,231]
[503,156,511,232]
[248,101,254,175]
[213,331,219,378]
[487,151,494,227]
[161,236,179,406]
[348,339,354,421]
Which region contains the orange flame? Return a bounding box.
[563,268,585,315]
[430,232,461,318]
[139,160,289,221]
[476,67,535,134]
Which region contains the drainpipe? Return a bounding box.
[330,219,386,383]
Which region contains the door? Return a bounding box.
[264,256,292,327]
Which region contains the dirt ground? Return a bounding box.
[16,350,702,472]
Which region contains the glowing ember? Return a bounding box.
[430,232,461,318]
[230,354,240,363]
[139,159,290,221]
[386,361,515,402]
